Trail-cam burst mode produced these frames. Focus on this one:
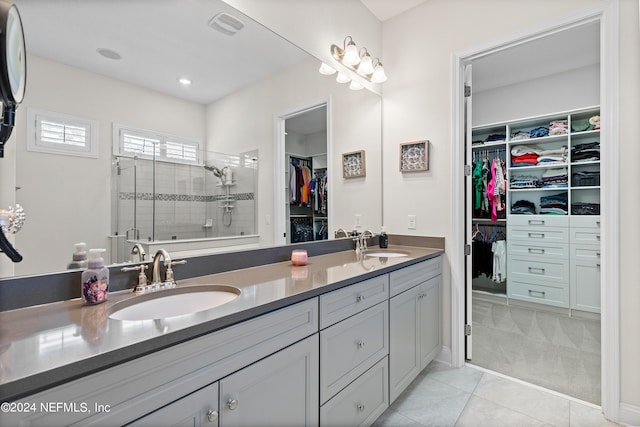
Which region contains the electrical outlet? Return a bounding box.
[355,214,362,227]
[408,215,417,229]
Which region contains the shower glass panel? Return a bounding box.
[113,149,258,244]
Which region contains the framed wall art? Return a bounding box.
[399,140,429,172]
[342,150,366,178]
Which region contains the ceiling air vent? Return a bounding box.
[208,12,245,36]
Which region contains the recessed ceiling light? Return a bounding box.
[178,77,192,86]
[96,48,121,60]
[208,12,245,36]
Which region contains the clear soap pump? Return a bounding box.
[81,249,109,305]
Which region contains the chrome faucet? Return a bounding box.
[356,229,375,254]
[335,228,349,238]
[131,243,146,262]
[151,248,187,288]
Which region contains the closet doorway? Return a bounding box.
[463,21,605,405]
[283,104,329,244]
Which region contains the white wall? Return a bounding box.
[11,55,206,276]
[382,0,640,415]
[473,64,600,126]
[205,56,383,244]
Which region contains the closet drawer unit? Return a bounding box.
[508,279,569,307]
[507,241,568,260]
[509,215,568,228]
[508,257,569,285]
[320,302,388,404]
[570,227,601,244]
[320,274,389,329]
[508,226,569,244]
[320,356,389,427]
[571,244,601,261]
[570,216,601,229]
[389,256,442,297]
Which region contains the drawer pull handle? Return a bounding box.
[418,293,427,300]
[528,220,545,225]
[357,341,365,349]
[528,248,545,254]
[596,252,601,258]
[596,221,601,226]
[226,399,238,411]
[356,295,365,303]
[528,267,545,275]
[597,264,601,269]
[528,290,546,298]
[528,233,545,239]
[596,234,601,240]
[207,410,218,422]
[357,403,366,412]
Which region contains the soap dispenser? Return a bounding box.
[81,249,109,305]
[379,226,388,249]
[67,242,88,270]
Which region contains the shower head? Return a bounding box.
[204,165,223,177]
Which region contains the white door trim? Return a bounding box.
[450,1,619,421]
[273,98,332,246]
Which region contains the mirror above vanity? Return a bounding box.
[1,0,382,278]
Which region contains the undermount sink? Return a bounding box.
[108,284,241,321]
[363,249,410,258]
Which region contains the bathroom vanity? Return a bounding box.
[0,244,443,426]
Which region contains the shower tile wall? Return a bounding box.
[116,151,256,242]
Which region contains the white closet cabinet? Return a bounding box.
[389,258,442,403]
[570,216,601,312]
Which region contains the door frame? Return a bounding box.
[450,1,619,420]
[274,98,332,246]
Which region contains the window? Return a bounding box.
[27,108,99,157]
[113,124,201,165]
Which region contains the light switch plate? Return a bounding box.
[408,215,417,229]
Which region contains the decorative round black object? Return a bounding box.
[0,0,25,155]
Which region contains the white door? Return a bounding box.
[464,63,473,360]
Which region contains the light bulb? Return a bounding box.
[371,63,387,83]
[336,72,350,84]
[318,62,336,75]
[349,80,364,90]
[357,53,374,76]
[342,40,360,66]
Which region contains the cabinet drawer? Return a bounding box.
[507,241,568,260]
[320,274,389,329]
[571,243,601,261]
[508,226,569,243]
[508,257,569,285]
[570,227,601,244]
[508,280,569,307]
[570,216,601,229]
[508,215,568,228]
[320,356,389,427]
[320,302,388,404]
[390,256,442,297]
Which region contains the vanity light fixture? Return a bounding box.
[325,35,387,85]
[349,80,364,91]
[318,62,336,75]
[335,72,350,84]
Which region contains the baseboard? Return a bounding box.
[435,345,452,366]
[619,402,640,426]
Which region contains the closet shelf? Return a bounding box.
[508,134,568,145]
[509,187,568,192]
[508,163,567,171]
[472,141,506,149]
[472,218,506,223]
[571,186,601,190]
[571,160,600,166]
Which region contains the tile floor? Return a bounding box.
[373,361,618,427]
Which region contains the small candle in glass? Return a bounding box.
[291,249,308,266]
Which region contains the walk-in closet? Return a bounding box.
[466,21,602,404]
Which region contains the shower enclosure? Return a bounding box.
[112,149,258,261]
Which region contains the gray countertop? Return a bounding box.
[0,245,443,402]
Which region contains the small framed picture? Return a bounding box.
[342,150,366,178]
[400,140,429,172]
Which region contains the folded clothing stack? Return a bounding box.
[541,168,568,188]
[571,142,600,162]
[571,202,600,215]
[510,145,567,167]
[549,120,568,135]
[510,130,530,141]
[529,126,549,138]
[510,175,541,189]
[540,192,568,215]
[571,115,600,132]
[511,199,536,215]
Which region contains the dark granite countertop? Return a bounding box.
[0,244,443,402]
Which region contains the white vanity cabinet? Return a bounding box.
[319,275,390,427]
[389,257,442,403]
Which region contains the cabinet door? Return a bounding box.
[389,284,421,403]
[219,335,319,427]
[570,258,601,313]
[419,276,441,370]
[127,381,219,427]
